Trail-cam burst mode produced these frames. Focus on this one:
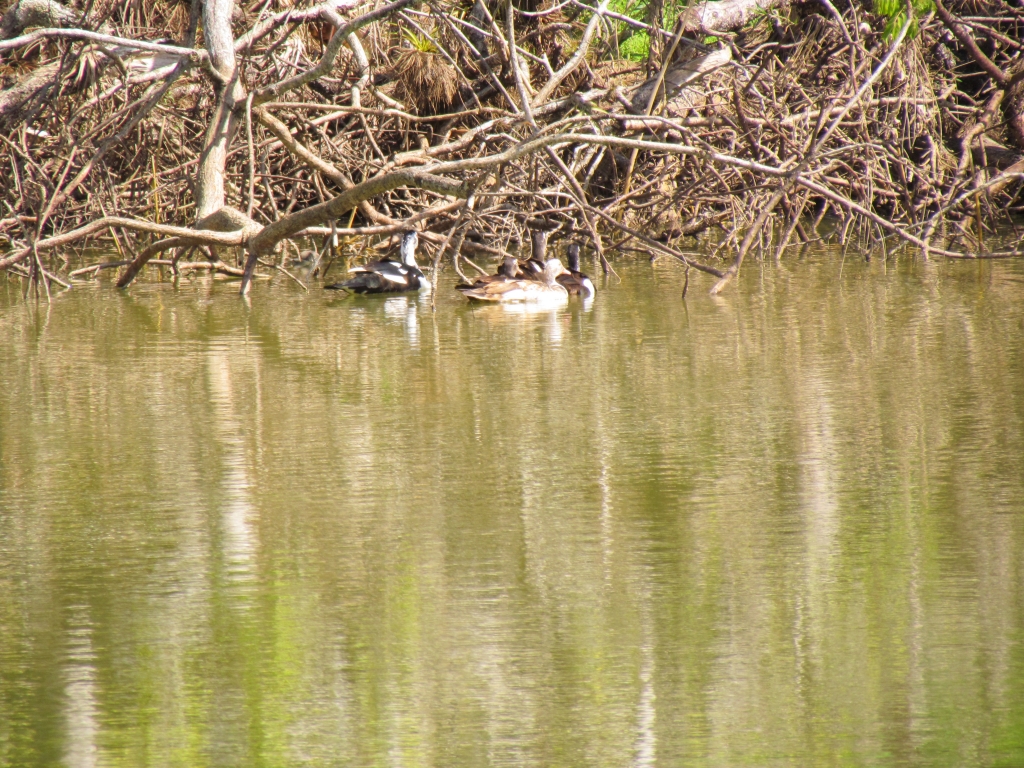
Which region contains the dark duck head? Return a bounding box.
[519,230,547,277]
[557,243,596,297]
[567,243,581,272]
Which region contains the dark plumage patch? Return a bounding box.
[325,258,426,293]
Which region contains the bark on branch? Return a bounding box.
[677,0,793,33]
[1,0,79,39]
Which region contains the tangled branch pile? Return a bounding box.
[0,0,1022,298]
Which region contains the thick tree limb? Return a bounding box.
[677,0,793,33]
[116,237,189,287]
[195,0,245,218]
[0,217,246,270]
[248,171,479,254]
[0,61,60,129]
[628,47,732,114]
[1,0,78,39]
[0,28,205,58]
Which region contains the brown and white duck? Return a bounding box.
[456,256,520,292]
[460,258,569,305]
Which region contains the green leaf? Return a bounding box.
[881,10,905,39]
[620,32,650,62]
[874,0,898,18]
[402,29,438,53]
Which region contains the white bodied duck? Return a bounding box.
[460,258,569,305]
[325,231,429,294]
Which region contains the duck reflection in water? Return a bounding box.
[469,301,566,346]
[383,295,420,347]
[287,249,320,280]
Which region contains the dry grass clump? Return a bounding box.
[393,32,458,114]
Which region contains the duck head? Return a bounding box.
[399,231,419,267]
[542,258,568,283]
[567,243,581,272]
[500,256,519,278]
[531,230,548,261]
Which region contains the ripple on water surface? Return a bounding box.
[1,255,1024,766]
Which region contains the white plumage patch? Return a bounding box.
[380,270,409,285]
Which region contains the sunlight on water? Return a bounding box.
[1,251,1023,767]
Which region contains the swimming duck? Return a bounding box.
[517,230,548,278]
[558,243,596,297]
[456,256,520,292]
[325,231,429,293]
[288,249,320,279]
[460,258,569,304]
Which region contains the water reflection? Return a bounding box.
[798,374,839,649]
[1,255,1023,767]
[464,303,567,347]
[634,615,657,768]
[382,295,420,347]
[206,348,258,589]
[62,613,98,768]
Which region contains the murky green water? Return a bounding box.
[1,251,1024,767]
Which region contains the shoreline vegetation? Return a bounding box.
[0,0,1022,300]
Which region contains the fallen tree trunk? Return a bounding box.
[0,0,79,38]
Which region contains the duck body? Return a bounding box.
[456,257,520,292]
[557,243,596,297]
[289,249,320,278]
[325,231,430,294]
[461,258,569,305]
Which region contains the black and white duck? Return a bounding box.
[325,231,429,294]
[558,243,596,297]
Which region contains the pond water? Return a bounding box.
[1,250,1023,767]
